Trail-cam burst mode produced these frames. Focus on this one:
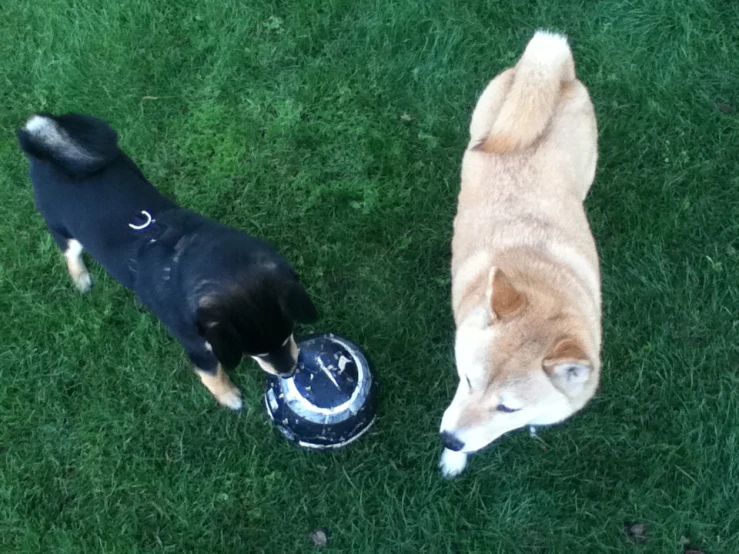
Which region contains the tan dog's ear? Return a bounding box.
[543,337,592,393]
[486,267,527,321]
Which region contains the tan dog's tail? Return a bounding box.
[476,31,575,154]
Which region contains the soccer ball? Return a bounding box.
[264,333,378,449]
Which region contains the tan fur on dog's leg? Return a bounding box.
[64,239,92,292]
[195,364,243,410]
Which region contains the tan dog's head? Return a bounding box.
[440,267,600,454]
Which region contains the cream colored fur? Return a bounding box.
[439,31,601,478]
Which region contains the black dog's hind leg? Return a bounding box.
[48,226,93,293]
[188,347,243,411]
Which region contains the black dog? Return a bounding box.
[17,113,318,409]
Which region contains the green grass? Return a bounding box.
[1,0,738,552]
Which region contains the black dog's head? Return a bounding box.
[194,263,318,378]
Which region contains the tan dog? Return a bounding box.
[439,31,601,478]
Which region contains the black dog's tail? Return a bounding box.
[16,113,119,178]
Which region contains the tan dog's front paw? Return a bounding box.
[440,448,468,479]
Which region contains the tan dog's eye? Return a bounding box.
[496,404,520,413]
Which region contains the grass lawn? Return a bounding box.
[1,0,738,552]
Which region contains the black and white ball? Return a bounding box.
[265,333,378,449]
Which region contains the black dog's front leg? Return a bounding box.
[188,347,243,411]
[46,225,93,293]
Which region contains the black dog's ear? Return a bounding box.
[197,318,244,370]
[281,281,318,324]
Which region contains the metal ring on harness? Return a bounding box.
[128,210,154,230]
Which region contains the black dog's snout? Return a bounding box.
[262,340,298,379]
[440,431,465,452]
[278,362,298,379]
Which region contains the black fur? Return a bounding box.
[17,113,318,376]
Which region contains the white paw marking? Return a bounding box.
[439,448,468,479]
[74,272,93,293]
[218,388,243,411]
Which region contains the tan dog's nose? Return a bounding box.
[440,431,465,452]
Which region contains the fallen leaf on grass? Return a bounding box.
[624,522,647,544]
[680,536,708,553]
[716,102,733,114]
[308,529,328,547]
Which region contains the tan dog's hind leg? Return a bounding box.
[195,364,243,410]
